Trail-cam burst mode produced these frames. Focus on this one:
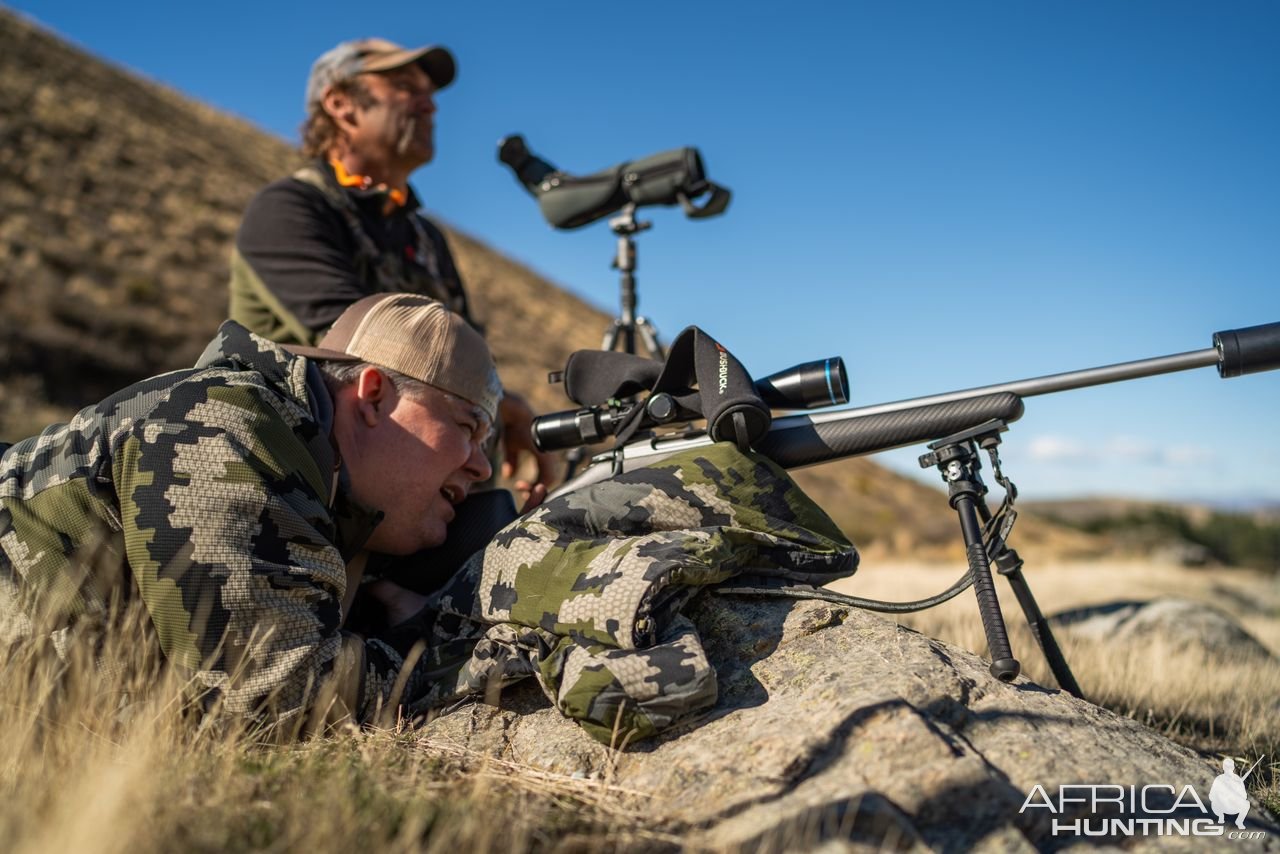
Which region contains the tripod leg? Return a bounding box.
[954,494,1020,682]
[601,321,621,352]
[636,318,666,360]
[603,319,637,354]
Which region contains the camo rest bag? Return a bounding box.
[408,442,858,744]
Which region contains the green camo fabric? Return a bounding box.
[0,322,439,734]
[416,443,858,744]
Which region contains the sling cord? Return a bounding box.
[715,440,1019,616]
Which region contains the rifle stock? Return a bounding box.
[756,393,1024,469]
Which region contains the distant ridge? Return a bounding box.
[0,8,1102,560]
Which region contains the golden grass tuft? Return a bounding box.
[3,560,1277,850]
[0,599,675,853]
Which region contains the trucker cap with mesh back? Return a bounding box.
[305,38,456,110]
[289,294,501,421]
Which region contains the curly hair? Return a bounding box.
[299,78,377,159]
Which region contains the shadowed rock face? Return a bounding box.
[421,596,1279,851]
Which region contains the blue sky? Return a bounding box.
[9,1,1280,503]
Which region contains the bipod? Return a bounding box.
[919,419,1084,698]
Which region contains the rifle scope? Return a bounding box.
[532,357,848,452]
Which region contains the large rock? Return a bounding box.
[1050,598,1276,661]
[419,595,1278,851]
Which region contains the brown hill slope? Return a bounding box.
[0,10,604,425]
[0,9,1100,561]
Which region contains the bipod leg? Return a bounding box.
[922,435,1019,682]
[970,432,1086,699]
[988,548,1085,699]
[954,491,1020,682]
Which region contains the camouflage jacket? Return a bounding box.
[0,321,434,734]
[414,443,858,744]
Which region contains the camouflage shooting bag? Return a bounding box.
[410,441,857,744]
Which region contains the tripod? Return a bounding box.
[600,204,665,359]
[919,419,1083,697]
[562,205,667,479]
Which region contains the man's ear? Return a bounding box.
[322,86,360,133]
[354,367,391,427]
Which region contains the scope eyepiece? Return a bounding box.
[498,134,558,196]
[497,134,527,168]
[532,405,635,453]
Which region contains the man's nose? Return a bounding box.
[465,441,492,483]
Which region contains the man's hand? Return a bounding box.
[498,392,556,509]
[363,578,429,628]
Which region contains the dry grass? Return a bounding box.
[3,560,1276,851]
[830,558,1280,815]
[0,601,676,853]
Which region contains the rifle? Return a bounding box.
[531,321,1280,699]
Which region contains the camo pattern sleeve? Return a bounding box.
[114,376,448,730]
[416,442,858,743]
[0,322,449,734]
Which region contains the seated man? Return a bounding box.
[0,294,507,736]
[227,36,553,494]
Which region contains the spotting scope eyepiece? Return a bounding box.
[498,134,557,194]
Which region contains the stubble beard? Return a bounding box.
[395,113,433,164]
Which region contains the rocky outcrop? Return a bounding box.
[1051,598,1276,661]
[420,595,1278,851]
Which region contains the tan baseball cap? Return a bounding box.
[305,38,456,110]
[291,294,501,421]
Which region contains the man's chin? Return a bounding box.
[366,523,447,556]
[410,144,434,168]
[395,135,434,168]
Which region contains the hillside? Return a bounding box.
[0,9,1100,561]
[1026,497,1280,571]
